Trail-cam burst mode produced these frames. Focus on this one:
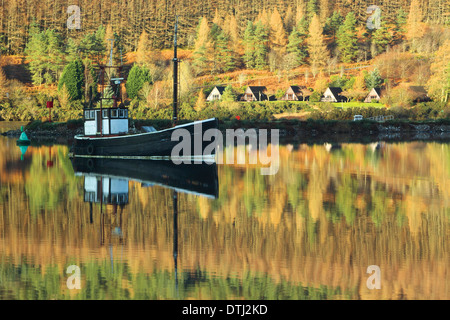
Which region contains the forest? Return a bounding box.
[0,0,449,121]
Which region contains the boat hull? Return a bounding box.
[72,118,219,158]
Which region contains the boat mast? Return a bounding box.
[172,16,179,126]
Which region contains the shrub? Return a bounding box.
[309,91,322,102]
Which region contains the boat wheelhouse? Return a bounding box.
[83,107,129,136]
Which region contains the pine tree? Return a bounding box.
[243,21,256,69]
[371,21,392,56]
[253,21,269,70]
[295,0,307,23]
[319,0,329,25]
[325,11,343,42]
[79,26,107,61]
[126,64,152,100]
[365,68,383,89]
[336,12,358,63]
[212,8,222,26]
[257,8,270,28]
[25,28,64,85]
[58,59,85,101]
[395,8,408,38]
[192,17,211,74]
[284,6,295,34]
[406,0,423,50]
[269,8,287,56]
[136,30,150,66]
[222,14,241,67]
[346,71,367,101]
[306,0,319,24]
[287,25,308,67]
[58,83,71,111]
[25,30,47,85]
[195,89,206,111]
[44,29,64,83]
[215,31,235,72]
[221,85,236,102]
[307,14,329,74]
[313,72,328,93]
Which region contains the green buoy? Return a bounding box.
[16,126,31,146]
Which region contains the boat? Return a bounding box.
[70,17,218,160]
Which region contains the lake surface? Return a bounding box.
[0,122,448,300]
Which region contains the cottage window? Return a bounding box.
[90,110,95,119]
[102,109,109,118]
[111,109,118,118]
[84,110,91,119]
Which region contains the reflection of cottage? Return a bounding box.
[206,86,226,101]
[407,86,431,102]
[281,86,310,101]
[241,86,268,101]
[321,87,346,102]
[364,88,383,103]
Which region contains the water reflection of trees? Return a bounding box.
[0,141,448,299]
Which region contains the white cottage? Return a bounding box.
[321,87,346,102]
[364,88,382,103]
[206,86,226,101]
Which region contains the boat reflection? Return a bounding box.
[70,157,218,290]
[71,158,219,199]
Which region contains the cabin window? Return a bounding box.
[111,109,118,118]
[102,109,109,118]
[84,110,91,119]
[119,109,125,118]
[213,94,220,100]
[90,110,95,119]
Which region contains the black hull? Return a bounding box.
[71,157,219,198]
[72,118,219,158]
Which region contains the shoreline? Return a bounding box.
[3,119,450,144]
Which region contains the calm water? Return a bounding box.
[0,122,448,300]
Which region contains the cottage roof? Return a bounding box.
[213,86,226,95]
[288,85,309,95]
[408,86,428,96]
[327,87,344,98]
